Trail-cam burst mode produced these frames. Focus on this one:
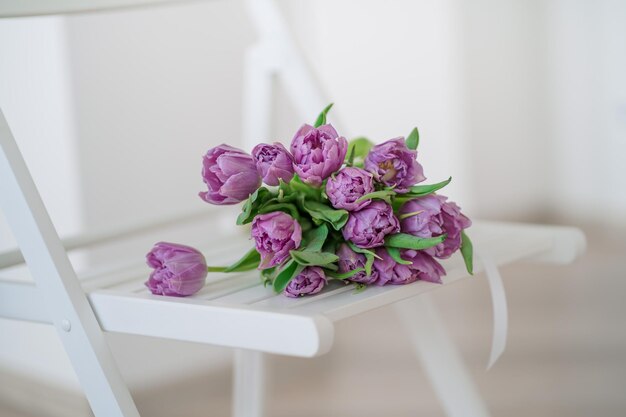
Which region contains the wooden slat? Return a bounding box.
[89,290,335,357]
[0,0,193,18]
[3,221,585,356]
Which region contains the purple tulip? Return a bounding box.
[290,124,348,186]
[199,144,261,205]
[364,137,426,192]
[336,243,378,284]
[285,266,327,297]
[325,167,375,211]
[371,248,397,286]
[399,194,471,259]
[251,142,295,186]
[145,242,208,296]
[402,249,446,284]
[342,201,400,248]
[372,248,445,286]
[251,211,302,269]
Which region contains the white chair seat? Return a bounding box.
[0,217,586,358]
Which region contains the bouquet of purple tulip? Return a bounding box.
[145,104,473,298]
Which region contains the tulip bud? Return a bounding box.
[284,266,327,297]
[336,243,379,284]
[252,142,295,186]
[145,242,208,296]
[251,211,302,269]
[399,194,471,259]
[290,124,348,186]
[342,201,400,248]
[325,167,374,211]
[364,137,425,192]
[199,144,261,205]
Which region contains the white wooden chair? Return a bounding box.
[0,1,586,417]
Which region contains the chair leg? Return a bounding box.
[1,109,140,417]
[394,295,491,417]
[232,349,266,417]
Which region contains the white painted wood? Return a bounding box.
[478,252,508,369]
[232,349,266,417]
[81,221,581,357]
[0,109,140,417]
[1,201,585,360]
[395,295,491,417]
[253,221,583,322]
[89,290,335,357]
[243,0,342,135]
[241,42,275,151]
[0,0,192,18]
[0,209,212,269]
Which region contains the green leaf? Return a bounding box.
[391,177,453,211]
[290,250,339,267]
[406,177,452,197]
[275,184,299,203]
[291,176,322,199]
[364,253,375,276]
[346,144,356,166]
[322,237,339,255]
[353,283,367,294]
[281,175,322,201]
[325,268,366,280]
[460,230,474,275]
[223,248,260,272]
[314,103,334,127]
[258,202,300,220]
[356,189,396,204]
[298,216,314,233]
[347,242,378,258]
[236,192,257,225]
[207,247,260,272]
[385,247,412,265]
[207,266,229,272]
[278,177,291,194]
[322,262,338,271]
[398,210,424,221]
[347,242,378,275]
[236,187,274,225]
[261,267,276,287]
[273,260,304,293]
[346,137,374,163]
[303,224,329,252]
[406,127,419,150]
[385,233,447,250]
[301,200,349,231]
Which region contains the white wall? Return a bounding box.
[547,0,626,225]
[64,1,254,234]
[0,16,81,250]
[0,16,83,390]
[458,0,626,224]
[458,0,554,220]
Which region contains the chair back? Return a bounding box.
[0,0,190,18]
